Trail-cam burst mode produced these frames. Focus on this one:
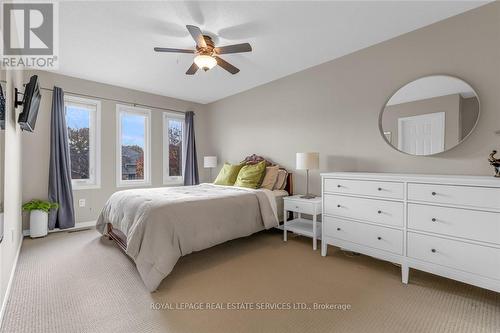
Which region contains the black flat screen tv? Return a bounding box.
[18,75,41,132]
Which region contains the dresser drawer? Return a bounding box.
[408,183,500,210]
[284,200,318,215]
[324,178,404,199]
[324,216,403,255]
[324,194,404,227]
[408,204,500,245]
[407,232,500,280]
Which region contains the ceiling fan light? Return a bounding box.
[194,55,217,71]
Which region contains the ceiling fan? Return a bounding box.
[154,25,252,75]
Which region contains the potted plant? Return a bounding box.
[22,200,59,238]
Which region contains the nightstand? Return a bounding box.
[283,195,322,250]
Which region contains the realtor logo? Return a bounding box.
[1,1,58,69]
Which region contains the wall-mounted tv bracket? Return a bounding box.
[14,88,24,108]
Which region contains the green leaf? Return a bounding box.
[22,199,60,213]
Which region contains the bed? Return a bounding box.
[96,156,292,291]
[273,189,290,222]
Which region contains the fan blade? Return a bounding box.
[186,25,207,48]
[186,63,198,75]
[154,47,195,54]
[215,43,252,54]
[215,56,240,74]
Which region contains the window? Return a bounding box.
[163,112,185,184]
[64,95,101,189]
[116,105,151,187]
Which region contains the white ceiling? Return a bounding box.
[387,75,477,106]
[55,1,488,104]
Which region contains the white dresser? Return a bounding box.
[321,172,500,293]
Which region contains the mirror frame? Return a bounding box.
[378,74,481,156]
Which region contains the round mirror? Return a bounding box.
[380,75,479,156]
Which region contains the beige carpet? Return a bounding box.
[1,229,499,333]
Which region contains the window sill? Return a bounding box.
[72,184,101,191]
[116,181,152,188]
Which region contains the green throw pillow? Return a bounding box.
[234,161,267,189]
[213,163,244,186]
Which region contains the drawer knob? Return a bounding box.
[431,192,437,196]
[295,206,299,209]
[336,227,341,231]
[337,204,341,208]
[431,248,436,253]
[377,187,382,191]
[431,218,437,222]
[377,210,382,214]
[337,184,341,188]
[377,236,382,240]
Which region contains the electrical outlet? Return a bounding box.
[78,199,86,208]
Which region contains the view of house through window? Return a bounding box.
[121,114,145,180]
[117,106,151,185]
[65,96,100,188]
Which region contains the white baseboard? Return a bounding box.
[0,234,23,326]
[23,221,95,237]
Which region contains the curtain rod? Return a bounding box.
[1,80,187,114]
[39,86,187,114]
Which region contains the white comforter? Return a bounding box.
[96,184,278,291]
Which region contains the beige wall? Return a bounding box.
[21,71,210,227]
[205,2,500,197]
[382,94,461,150]
[0,70,24,319]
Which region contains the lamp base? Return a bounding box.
[300,194,317,199]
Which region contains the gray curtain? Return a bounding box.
[183,111,199,185]
[48,87,75,229]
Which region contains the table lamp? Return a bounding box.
[296,152,319,199]
[204,156,217,182]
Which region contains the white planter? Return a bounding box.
[30,210,48,238]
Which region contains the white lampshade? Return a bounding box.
[194,55,217,70]
[204,156,217,168]
[296,152,319,170]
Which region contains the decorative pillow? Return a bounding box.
[260,165,280,190]
[234,161,267,189]
[213,163,244,186]
[273,169,288,191]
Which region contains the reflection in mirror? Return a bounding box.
[380,75,479,156]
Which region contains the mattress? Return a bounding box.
[273,189,289,222]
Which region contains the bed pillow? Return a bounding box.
[234,161,267,189]
[273,169,288,190]
[260,165,280,190]
[213,163,244,186]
